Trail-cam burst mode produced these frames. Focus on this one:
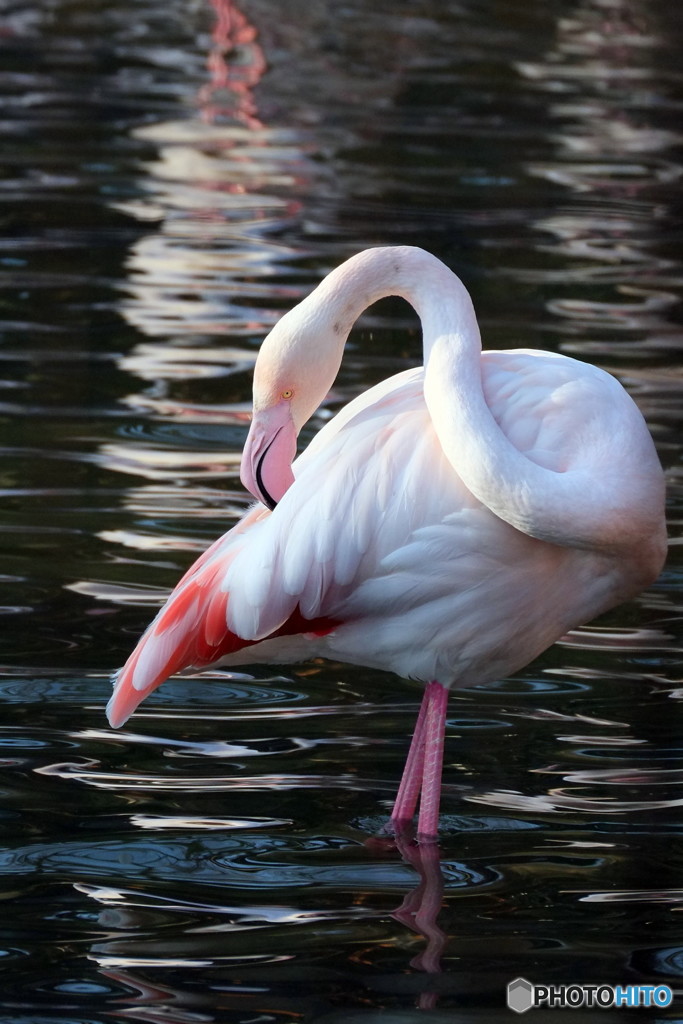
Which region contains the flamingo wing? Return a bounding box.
[106,370,424,727]
[106,500,339,728]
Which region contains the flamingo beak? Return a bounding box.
[240,401,297,510]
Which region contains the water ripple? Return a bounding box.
[37,758,371,794]
[575,889,683,905]
[469,789,683,815]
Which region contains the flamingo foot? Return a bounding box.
[390,681,448,842]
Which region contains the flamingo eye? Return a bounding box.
[281,389,293,400]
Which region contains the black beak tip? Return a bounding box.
[255,444,279,512]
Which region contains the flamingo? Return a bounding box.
[107,246,667,840]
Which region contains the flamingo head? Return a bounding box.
[240,391,298,510]
[240,304,341,510]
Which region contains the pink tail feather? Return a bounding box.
[107,534,338,728]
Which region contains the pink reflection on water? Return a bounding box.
[198,0,266,128]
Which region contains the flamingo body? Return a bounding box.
[107,247,666,838]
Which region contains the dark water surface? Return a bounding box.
[0,0,682,1019]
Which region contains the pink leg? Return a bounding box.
[390,688,430,826]
[416,682,448,840]
[390,681,449,840]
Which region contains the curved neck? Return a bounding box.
[260,246,662,553]
[275,246,480,434]
[290,247,557,531]
[297,245,478,368]
[313,248,569,541]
